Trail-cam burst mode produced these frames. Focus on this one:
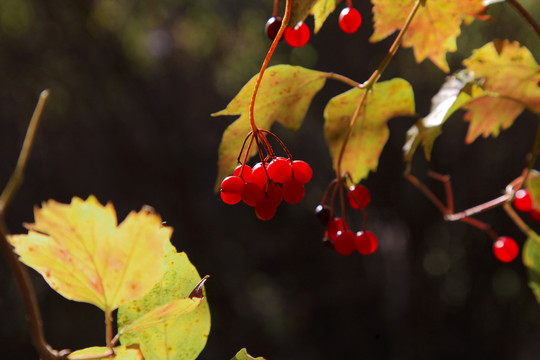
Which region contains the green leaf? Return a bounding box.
[231,348,266,360]
[118,243,210,360]
[324,78,415,183]
[68,346,143,360]
[310,0,338,33]
[290,0,319,25]
[522,231,540,303]
[526,171,540,210]
[213,65,327,190]
[462,40,540,143]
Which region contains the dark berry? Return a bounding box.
[493,236,519,263]
[531,209,540,222]
[339,7,362,34]
[347,184,370,209]
[282,178,305,204]
[355,231,378,255]
[327,217,347,240]
[284,22,310,48]
[513,188,532,212]
[334,230,356,255]
[292,160,312,184]
[315,204,333,226]
[265,16,283,41]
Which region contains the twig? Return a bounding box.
[506,0,540,39]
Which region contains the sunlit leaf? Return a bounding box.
[68,346,143,360]
[118,243,210,360]
[231,348,266,360]
[461,40,540,143]
[324,78,415,183]
[370,0,485,72]
[311,0,338,33]
[522,231,540,303]
[212,65,327,190]
[7,196,171,312]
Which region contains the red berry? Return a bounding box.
[292,160,312,184]
[282,178,305,204]
[327,217,347,240]
[220,191,242,205]
[334,230,356,255]
[493,236,519,263]
[265,16,283,41]
[513,188,532,212]
[251,162,268,189]
[220,176,244,194]
[266,182,283,206]
[255,196,277,220]
[355,231,378,255]
[531,209,540,222]
[347,184,370,209]
[267,157,293,183]
[242,182,264,207]
[284,22,310,48]
[339,7,362,34]
[233,164,252,183]
[315,204,333,226]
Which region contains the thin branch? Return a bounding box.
[506,0,540,39]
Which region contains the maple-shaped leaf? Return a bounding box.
[68,346,143,360]
[324,78,415,183]
[118,242,210,360]
[7,196,171,312]
[212,65,327,190]
[370,0,485,72]
[461,40,540,143]
[522,231,540,303]
[311,0,338,33]
[232,348,266,360]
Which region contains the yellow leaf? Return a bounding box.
[118,243,210,360]
[522,232,540,303]
[8,196,172,312]
[324,78,415,183]
[310,0,338,33]
[290,0,319,25]
[370,0,485,72]
[68,346,143,360]
[232,348,267,360]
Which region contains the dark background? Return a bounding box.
[1,0,540,359]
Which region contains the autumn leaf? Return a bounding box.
[290,0,319,25]
[370,0,485,72]
[311,0,338,33]
[118,242,210,360]
[212,65,327,190]
[324,78,415,183]
[231,348,266,360]
[7,196,171,312]
[68,346,143,360]
[461,40,540,143]
[522,231,540,303]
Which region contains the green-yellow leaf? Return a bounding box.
[370,0,485,72]
[525,170,540,210]
[68,346,143,360]
[324,78,415,183]
[290,0,319,25]
[522,231,540,303]
[462,40,540,143]
[310,0,338,33]
[231,348,266,360]
[212,65,327,190]
[7,196,171,312]
[118,243,210,360]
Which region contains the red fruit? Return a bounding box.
[531,209,540,222]
[355,231,378,255]
[255,196,277,220]
[282,178,305,204]
[315,204,333,226]
[327,217,347,240]
[233,164,253,183]
[339,7,362,34]
[220,176,244,194]
[242,182,264,207]
[334,230,356,255]
[266,182,283,206]
[292,160,312,184]
[251,162,268,189]
[267,157,293,183]
[513,188,532,212]
[284,22,310,47]
[347,184,371,209]
[265,16,283,41]
[493,236,519,263]
[220,191,242,205]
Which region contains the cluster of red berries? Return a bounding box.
[220,157,313,220]
[315,183,378,256]
[513,187,540,221]
[264,6,362,48]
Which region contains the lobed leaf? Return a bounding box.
[68,346,143,360]
[212,65,327,190]
[523,231,540,303]
[7,196,171,312]
[461,40,540,143]
[370,0,485,72]
[324,78,415,183]
[118,242,210,360]
[231,348,266,360]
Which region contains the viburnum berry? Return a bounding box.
[531,209,540,222]
[284,22,310,48]
[292,160,313,184]
[347,184,371,209]
[355,231,378,255]
[251,162,268,189]
[327,217,347,240]
[334,230,356,255]
[513,188,532,212]
[234,164,253,183]
[493,236,519,263]
[267,157,293,183]
[266,182,283,205]
[339,7,362,34]
[255,196,277,221]
[282,178,305,204]
[242,182,264,207]
[265,16,283,41]
[315,204,333,226]
[220,176,245,205]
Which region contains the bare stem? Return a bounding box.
[105,309,114,350]
[506,0,540,39]
[325,72,363,88]
[503,202,533,237]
